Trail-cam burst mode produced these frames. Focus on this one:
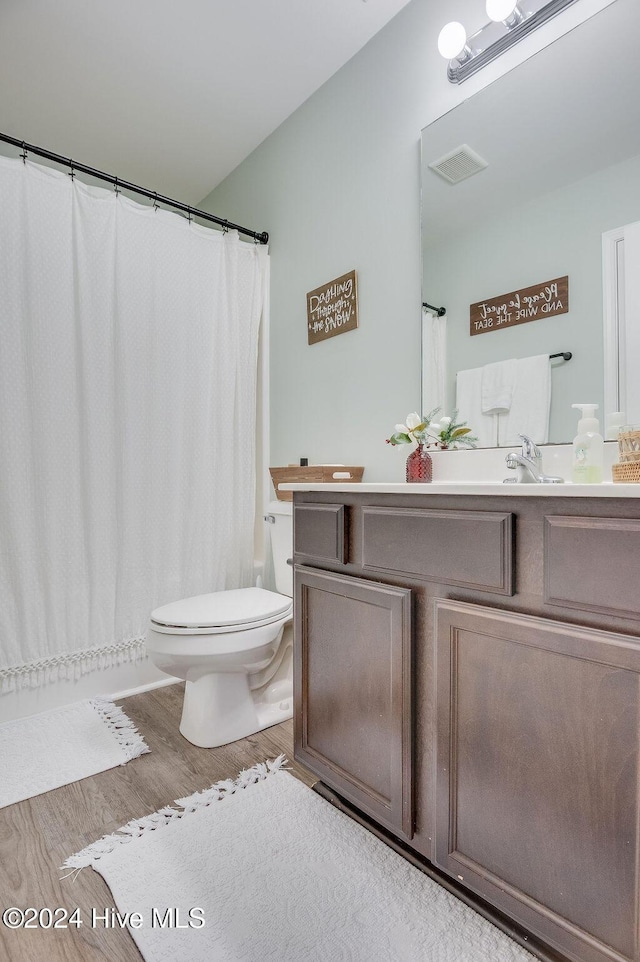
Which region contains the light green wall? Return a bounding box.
[203,3,429,482]
[200,0,617,481]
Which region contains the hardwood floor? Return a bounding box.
[0,683,315,962]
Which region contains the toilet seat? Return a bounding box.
[150,586,293,635]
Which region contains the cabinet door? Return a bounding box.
[435,599,640,962]
[294,565,413,838]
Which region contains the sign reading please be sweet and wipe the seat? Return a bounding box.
[470,275,569,336]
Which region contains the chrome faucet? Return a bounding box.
[503,434,564,484]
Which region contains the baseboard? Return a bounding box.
[111,676,181,702]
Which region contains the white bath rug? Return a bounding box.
[0,698,149,809]
[63,757,535,962]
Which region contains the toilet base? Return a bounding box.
[179,670,293,749]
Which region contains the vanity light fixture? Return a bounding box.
[485,0,525,26]
[439,0,581,84]
[437,21,473,62]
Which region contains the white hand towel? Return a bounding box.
[481,359,517,414]
[456,366,498,447]
[498,354,551,447]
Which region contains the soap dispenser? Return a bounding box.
[571,403,604,483]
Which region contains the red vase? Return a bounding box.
[406,442,432,483]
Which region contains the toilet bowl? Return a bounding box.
[146,501,294,748]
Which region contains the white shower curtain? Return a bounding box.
[0,155,267,691]
[421,308,447,415]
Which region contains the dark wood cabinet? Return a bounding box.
[293,492,640,962]
[435,599,640,962]
[294,565,413,838]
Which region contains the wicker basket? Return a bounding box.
[269,465,364,501]
[612,461,640,483]
[618,428,640,463]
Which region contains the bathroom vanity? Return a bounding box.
[286,482,640,962]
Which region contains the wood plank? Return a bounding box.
[0,683,314,962]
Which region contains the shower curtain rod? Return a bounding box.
[0,131,269,245]
[422,301,446,316]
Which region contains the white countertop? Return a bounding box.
[280,481,640,498]
[277,443,639,497]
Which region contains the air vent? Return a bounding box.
[428,144,488,185]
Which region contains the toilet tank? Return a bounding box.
[268,500,293,596]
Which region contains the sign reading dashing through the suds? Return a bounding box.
[307,270,358,345]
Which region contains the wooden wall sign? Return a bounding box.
[307,270,358,345]
[470,275,569,336]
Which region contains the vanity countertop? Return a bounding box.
[280,481,640,498]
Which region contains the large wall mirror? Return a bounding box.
[420,0,640,446]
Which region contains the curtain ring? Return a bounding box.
[114,176,120,197]
[222,220,229,235]
[153,192,159,211]
[20,142,27,164]
[187,207,192,224]
[69,160,75,180]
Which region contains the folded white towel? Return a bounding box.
[498,354,551,447]
[456,367,498,448]
[481,359,517,414]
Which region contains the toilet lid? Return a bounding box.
[150,587,292,630]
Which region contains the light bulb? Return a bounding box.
[437,21,468,60]
[486,0,519,23]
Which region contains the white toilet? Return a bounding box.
[146,501,293,748]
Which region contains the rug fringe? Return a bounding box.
[90,698,151,763]
[175,755,287,810]
[60,755,288,874]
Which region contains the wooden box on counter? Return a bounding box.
[269,465,364,502]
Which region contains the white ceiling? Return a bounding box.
[0,0,411,205]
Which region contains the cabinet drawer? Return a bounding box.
[362,506,514,595]
[545,515,640,619]
[294,503,346,565]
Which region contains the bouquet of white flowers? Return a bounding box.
[386,407,477,450]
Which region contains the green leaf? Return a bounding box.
[390,432,412,445]
[451,427,472,438]
[422,406,441,426]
